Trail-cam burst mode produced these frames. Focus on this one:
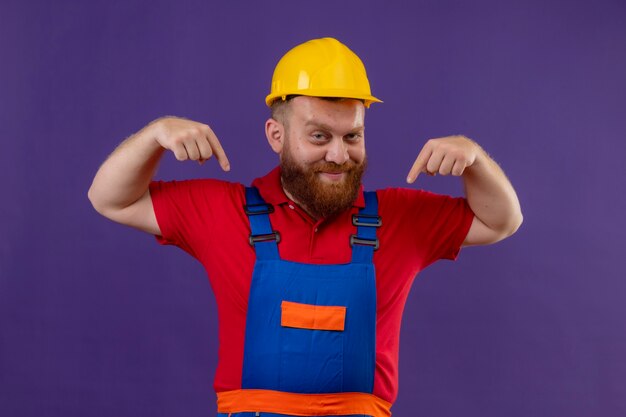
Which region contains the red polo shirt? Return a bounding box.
[149,166,474,404]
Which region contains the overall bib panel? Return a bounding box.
[242,259,375,393]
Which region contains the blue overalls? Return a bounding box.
[216,187,389,417]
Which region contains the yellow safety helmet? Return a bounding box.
[265,37,382,108]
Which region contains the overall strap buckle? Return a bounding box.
[350,212,382,251]
[249,231,281,246]
[244,203,275,216]
[352,213,382,228]
[350,235,379,250]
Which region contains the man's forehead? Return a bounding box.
[290,97,365,129]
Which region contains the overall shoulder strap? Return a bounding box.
[350,191,382,264]
[244,187,280,260]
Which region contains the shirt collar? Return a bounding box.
[251,166,365,209]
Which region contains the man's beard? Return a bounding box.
[280,140,367,219]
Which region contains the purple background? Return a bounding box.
[1,1,625,416]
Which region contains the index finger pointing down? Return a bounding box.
[407,146,432,183]
[205,126,230,171]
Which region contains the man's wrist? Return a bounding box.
[464,142,488,176]
[137,120,166,153]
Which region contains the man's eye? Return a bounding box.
[312,133,327,140]
[346,133,362,141]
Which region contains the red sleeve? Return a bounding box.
[148,179,243,259]
[378,188,474,268]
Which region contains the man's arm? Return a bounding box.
[406,135,523,246]
[87,117,230,234]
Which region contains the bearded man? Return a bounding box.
[88,38,522,417]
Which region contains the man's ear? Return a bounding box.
[265,118,285,154]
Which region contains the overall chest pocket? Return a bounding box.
[278,301,347,392]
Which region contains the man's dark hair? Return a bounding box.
[270,95,297,126]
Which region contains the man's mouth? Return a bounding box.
[318,171,346,181]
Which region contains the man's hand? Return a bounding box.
[152,117,230,170]
[404,135,522,246]
[406,135,479,183]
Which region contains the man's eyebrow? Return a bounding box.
[304,121,333,130]
[304,121,364,132]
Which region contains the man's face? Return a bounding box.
[278,96,367,219]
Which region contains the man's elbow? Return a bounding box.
[87,185,101,213]
[504,211,523,238]
[464,211,523,247]
[494,211,523,242]
[87,185,114,219]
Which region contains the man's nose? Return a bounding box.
[325,137,349,165]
